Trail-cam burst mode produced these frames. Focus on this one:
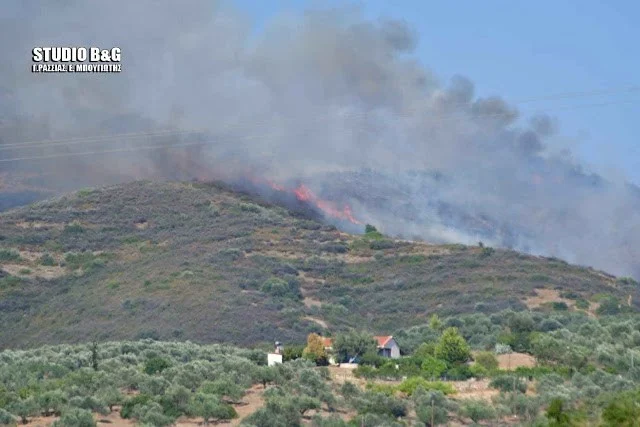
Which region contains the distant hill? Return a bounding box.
[0,180,635,349]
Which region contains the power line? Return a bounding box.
[1,85,638,151]
[0,128,204,149]
[0,98,636,165]
[514,85,640,104]
[0,141,211,163]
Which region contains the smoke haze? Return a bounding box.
[2,0,639,278]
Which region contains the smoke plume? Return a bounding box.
[2,0,639,278]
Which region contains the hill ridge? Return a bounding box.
[0,180,635,349]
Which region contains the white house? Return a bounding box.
[375,335,401,359]
[267,341,284,366]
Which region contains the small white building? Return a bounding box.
[375,336,401,359]
[267,341,284,366]
[267,353,283,366]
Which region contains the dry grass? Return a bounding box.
[497,352,537,370]
[1,263,66,280]
[303,315,328,328]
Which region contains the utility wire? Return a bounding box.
[0,92,638,161]
[0,85,638,151]
[0,141,210,163]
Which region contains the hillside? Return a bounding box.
[0,180,636,349]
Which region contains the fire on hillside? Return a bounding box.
[227,175,363,226]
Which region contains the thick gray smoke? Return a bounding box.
[2,0,639,278]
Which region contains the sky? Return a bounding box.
[230,0,640,184]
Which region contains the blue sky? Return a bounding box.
[230,0,639,183]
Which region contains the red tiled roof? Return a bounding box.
[374,335,393,348]
[323,337,333,348]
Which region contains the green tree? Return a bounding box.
[188,393,237,425]
[414,389,450,426]
[460,399,496,423]
[546,398,570,427]
[97,387,123,412]
[0,408,16,426]
[132,402,174,427]
[421,356,447,379]
[303,333,328,366]
[434,327,470,366]
[333,331,377,363]
[414,342,437,358]
[52,408,96,427]
[601,391,640,427]
[90,341,99,371]
[198,378,245,403]
[143,356,171,375]
[244,393,301,427]
[255,366,276,389]
[38,390,67,417]
[283,345,305,361]
[8,397,38,424]
[508,312,535,351]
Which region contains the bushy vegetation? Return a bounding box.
[0,340,308,426]
[0,180,633,349]
[2,181,640,425]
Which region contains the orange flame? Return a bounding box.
[249,176,362,225]
[293,183,362,224]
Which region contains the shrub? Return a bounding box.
[120,394,153,419]
[357,392,407,418]
[397,377,455,396]
[495,343,513,355]
[52,408,96,427]
[132,402,174,426]
[575,299,590,310]
[0,408,17,426]
[39,253,56,266]
[489,375,527,393]
[480,246,495,257]
[552,301,569,311]
[63,222,85,234]
[321,243,348,253]
[0,249,21,262]
[261,277,300,299]
[597,297,621,316]
[414,389,452,426]
[283,345,304,361]
[369,240,395,250]
[474,351,499,371]
[420,356,447,379]
[144,357,171,375]
[460,399,496,423]
[68,396,109,415]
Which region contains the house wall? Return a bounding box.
[387,338,401,358]
[377,338,401,358]
[267,353,283,366]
